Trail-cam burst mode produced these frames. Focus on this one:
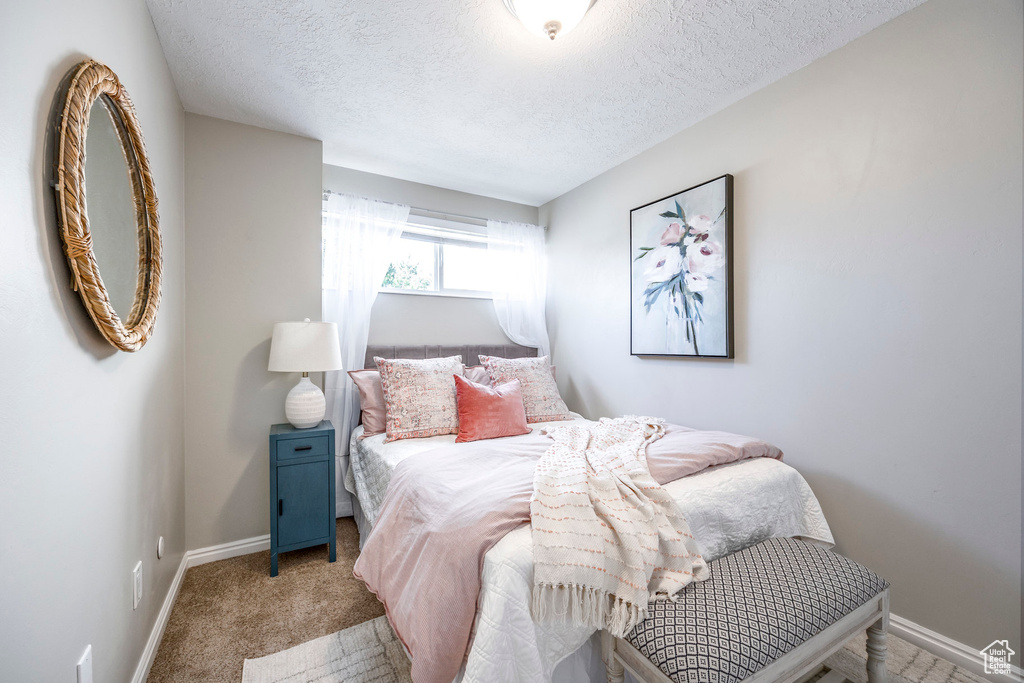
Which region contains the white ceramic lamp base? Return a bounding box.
[285,375,326,429]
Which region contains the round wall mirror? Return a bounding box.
[54,60,161,352]
[86,95,140,318]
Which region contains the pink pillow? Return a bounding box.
[348,370,386,438]
[453,374,531,443]
[463,365,493,386]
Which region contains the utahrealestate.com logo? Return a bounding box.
[980,640,1016,675]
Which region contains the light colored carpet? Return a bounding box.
[243,616,985,683]
[147,518,386,682]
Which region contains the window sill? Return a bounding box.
[379,289,492,301]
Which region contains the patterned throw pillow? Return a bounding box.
[374,356,463,442]
[462,364,557,387]
[478,355,571,423]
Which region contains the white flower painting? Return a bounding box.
[631,175,733,357]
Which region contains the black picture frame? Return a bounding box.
[630,174,734,359]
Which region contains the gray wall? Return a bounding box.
[541,0,1022,651]
[184,114,323,550]
[322,164,537,347]
[0,1,186,680]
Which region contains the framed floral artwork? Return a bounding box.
[631,174,733,358]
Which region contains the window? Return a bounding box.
[381,214,495,298]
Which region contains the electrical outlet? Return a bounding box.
[76,644,93,683]
[132,561,142,610]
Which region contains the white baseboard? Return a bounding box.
[185,534,271,568]
[890,613,1023,682]
[129,553,188,683]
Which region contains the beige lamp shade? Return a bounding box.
[267,320,342,373]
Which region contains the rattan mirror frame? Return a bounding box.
[54,59,161,352]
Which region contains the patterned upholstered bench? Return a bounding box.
[602,537,890,683]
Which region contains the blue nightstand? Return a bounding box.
[269,420,336,576]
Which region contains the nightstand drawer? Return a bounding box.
[276,435,329,461]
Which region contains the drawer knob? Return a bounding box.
[294,445,312,451]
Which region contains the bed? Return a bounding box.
[347,342,540,542]
[345,345,834,683]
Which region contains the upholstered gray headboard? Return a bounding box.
[364,344,537,369]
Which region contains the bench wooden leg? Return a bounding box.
[866,619,888,683]
[601,631,626,683]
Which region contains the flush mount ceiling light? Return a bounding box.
[503,0,597,40]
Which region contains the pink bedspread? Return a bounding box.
[352,423,782,683]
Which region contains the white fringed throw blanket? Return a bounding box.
[531,416,710,636]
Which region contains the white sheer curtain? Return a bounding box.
[487,219,551,357]
[323,193,410,454]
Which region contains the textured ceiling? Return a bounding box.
[146,0,924,205]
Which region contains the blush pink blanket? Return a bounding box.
[352,423,782,683]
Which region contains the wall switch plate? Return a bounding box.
[132,561,142,610]
[76,644,93,683]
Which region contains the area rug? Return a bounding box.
[243,616,984,683]
[241,617,411,683]
[823,632,984,683]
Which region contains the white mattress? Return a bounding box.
[347,421,834,683]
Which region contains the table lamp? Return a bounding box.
[268,319,342,428]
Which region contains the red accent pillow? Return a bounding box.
[453,374,531,443]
